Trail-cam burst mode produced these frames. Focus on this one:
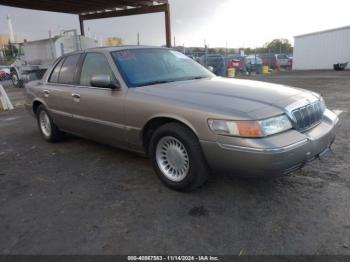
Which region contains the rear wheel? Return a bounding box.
[36,105,63,142]
[149,123,210,191]
[11,71,23,88]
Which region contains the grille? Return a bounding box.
[292,101,324,131]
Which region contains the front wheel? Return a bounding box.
[149,123,210,191]
[11,71,23,88]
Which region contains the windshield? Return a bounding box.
[277,54,289,59]
[111,48,213,87]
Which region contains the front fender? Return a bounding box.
[144,113,199,137]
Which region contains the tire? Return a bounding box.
[149,123,210,191]
[11,71,24,88]
[36,105,63,142]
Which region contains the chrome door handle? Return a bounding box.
[43,90,50,97]
[72,93,81,102]
[72,93,80,99]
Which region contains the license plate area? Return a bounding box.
[318,147,334,161]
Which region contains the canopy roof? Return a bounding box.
[0,0,168,15]
[0,0,172,47]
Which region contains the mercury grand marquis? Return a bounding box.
[25,46,339,191]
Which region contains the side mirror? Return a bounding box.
[90,74,120,89]
[207,66,214,72]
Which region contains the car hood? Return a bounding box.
[135,77,319,119]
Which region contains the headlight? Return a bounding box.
[258,115,292,136]
[208,115,292,138]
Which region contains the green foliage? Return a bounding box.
[181,38,293,57]
[264,39,293,54]
[238,39,293,55]
[207,47,238,55]
[4,41,18,60]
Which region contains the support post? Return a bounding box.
[0,84,14,111]
[164,4,171,48]
[79,15,85,36]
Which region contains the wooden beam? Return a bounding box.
[80,4,168,20]
[0,0,78,13]
[115,0,154,7]
[79,3,172,48]
[0,0,168,14]
[164,3,171,48]
[79,15,85,36]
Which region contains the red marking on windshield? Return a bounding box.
[117,50,136,60]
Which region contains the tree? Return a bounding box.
[105,37,124,47]
[4,41,18,59]
[264,39,293,54]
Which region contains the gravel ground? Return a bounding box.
[0,71,349,255]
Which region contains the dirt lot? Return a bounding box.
[0,71,349,255]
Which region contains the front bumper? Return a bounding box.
[200,109,339,176]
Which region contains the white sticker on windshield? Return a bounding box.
[170,50,190,59]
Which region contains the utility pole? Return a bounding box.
[173,35,176,48]
[225,40,228,70]
[6,15,15,58]
[6,15,15,43]
[204,39,208,67]
[137,32,140,46]
[48,30,55,60]
[254,47,257,65]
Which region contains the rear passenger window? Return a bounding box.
[49,58,65,83]
[58,54,81,85]
[80,53,115,86]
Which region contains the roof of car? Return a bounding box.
[85,45,168,52]
[57,45,170,60]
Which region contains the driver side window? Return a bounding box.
[80,53,115,87]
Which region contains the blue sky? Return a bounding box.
[0,0,349,47]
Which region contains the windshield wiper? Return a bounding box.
[141,80,178,86]
[183,76,209,80]
[140,76,209,87]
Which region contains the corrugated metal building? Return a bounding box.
[293,26,350,70]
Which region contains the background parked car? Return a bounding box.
[199,54,266,77]
[0,67,11,81]
[245,55,263,74]
[258,53,291,70]
[258,53,278,69]
[276,54,290,68]
[227,54,246,75]
[199,54,246,77]
[199,54,227,77]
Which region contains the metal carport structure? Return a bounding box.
[0,0,172,47]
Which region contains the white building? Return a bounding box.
[293,26,350,70]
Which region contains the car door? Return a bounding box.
[41,57,64,113]
[69,52,127,147]
[45,54,82,131]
